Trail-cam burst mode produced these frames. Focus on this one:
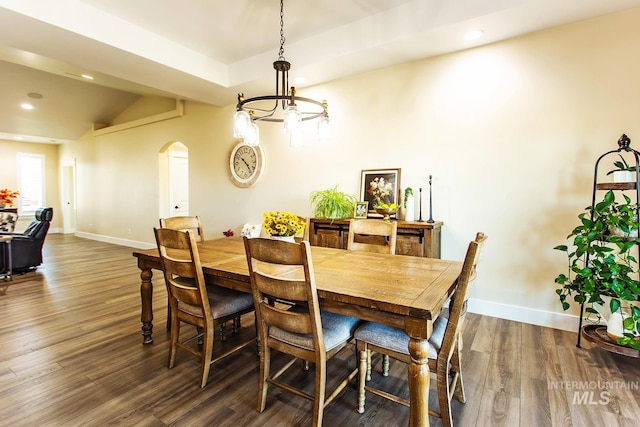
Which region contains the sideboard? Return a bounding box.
[308,218,443,258]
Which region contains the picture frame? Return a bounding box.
[360,168,401,212]
[354,201,369,218]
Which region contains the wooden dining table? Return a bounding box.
[132,236,463,427]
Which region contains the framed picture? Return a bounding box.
[354,201,368,218]
[360,168,401,211]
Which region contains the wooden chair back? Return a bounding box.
[347,219,397,254]
[244,237,324,355]
[154,227,210,324]
[159,215,205,242]
[296,215,310,242]
[439,232,487,365]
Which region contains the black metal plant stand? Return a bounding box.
[576,133,640,348]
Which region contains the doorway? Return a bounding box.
[159,142,189,219]
[61,159,76,233]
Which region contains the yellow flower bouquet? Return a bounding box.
[262,211,306,237]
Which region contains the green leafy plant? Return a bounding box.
[606,154,635,175]
[554,190,640,349]
[310,185,356,219]
[403,187,413,208]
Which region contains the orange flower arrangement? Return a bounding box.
[0,188,20,207]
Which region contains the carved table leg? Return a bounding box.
[140,267,154,344]
[408,337,431,427]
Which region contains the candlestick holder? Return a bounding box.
[427,175,434,223]
[417,187,424,222]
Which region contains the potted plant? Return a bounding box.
[310,185,357,219]
[606,154,636,183]
[404,187,414,221]
[554,190,640,349]
[261,211,306,241]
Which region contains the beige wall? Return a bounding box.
[58,9,640,329]
[0,139,60,230]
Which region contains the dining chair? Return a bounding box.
[353,232,487,427]
[346,218,397,254]
[345,218,398,398]
[296,215,310,242]
[243,237,360,427]
[159,215,239,336]
[159,215,205,330]
[154,227,256,388]
[159,215,205,242]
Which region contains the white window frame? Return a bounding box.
[17,152,46,215]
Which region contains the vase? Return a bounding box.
[405,195,415,221]
[269,235,295,243]
[397,207,406,220]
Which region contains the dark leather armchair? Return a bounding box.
[1,207,53,272]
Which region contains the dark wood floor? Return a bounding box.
[1,234,639,426]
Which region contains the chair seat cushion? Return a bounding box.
[354,316,448,360]
[207,285,255,319]
[176,283,254,320]
[270,310,360,352]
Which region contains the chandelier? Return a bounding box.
[232,0,330,146]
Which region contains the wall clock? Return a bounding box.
[229,141,264,187]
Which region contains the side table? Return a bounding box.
[0,235,12,281]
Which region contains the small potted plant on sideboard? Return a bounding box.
[310,185,357,220]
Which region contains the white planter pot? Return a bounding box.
[269,235,295,242]
[405,195,415,222]
[608,224,639,238]
[607,311,626,340]
[613,170,635,183]
[397,207,406,220]
[596,296,640,339]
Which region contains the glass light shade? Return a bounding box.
[244,121,260,146]
[317,114,331,139]
[233,110,251,138]
[283,105,302,134]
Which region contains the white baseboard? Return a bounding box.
[74,231,155,250]
[467,298,580,332]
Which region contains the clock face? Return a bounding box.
[229,142,264,187]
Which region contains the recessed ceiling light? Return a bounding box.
[27,92,43,99]
[21,103,34,110]
[81,74,94,80]
[464,29,485,41]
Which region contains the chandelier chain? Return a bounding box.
[233,0,329,134]
[278,0,286,60]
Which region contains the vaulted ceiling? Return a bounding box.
[1,0,639,143]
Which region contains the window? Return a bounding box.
[17,153,45,214]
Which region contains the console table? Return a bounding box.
[308,218,442,258]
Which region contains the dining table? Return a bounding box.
[132,236,463,427]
